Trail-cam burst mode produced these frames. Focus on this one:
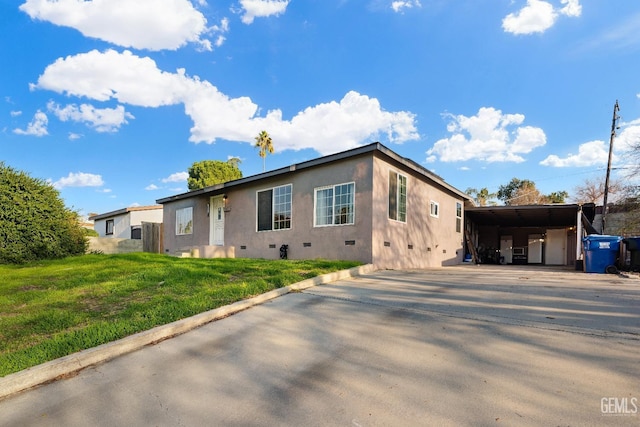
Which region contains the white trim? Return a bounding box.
[388,170,407,223]
[175,207,193,235]
[313,181,356,227]
[210,196,225,246]
[256,183,293,232]
[430,200,440,218]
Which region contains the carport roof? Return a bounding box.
[465,203,596,227]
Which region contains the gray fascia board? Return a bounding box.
[89,208,130,221]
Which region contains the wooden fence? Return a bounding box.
[142,222,163,253]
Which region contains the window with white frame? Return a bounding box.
[257,184,292,231]
[430,200,439,218]
[314,182,355,226]
[176,207,193,235]
[388,171,407,222]
[456,202,462,233]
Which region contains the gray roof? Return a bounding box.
[157,142,472,204]
[89,205,162,221]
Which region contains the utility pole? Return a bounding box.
[602,100,620,234]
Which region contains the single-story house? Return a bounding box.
[89,205,164,239]
[464,203,597,267]
[157,143,473,269]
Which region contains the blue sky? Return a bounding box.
[2,0,640,218]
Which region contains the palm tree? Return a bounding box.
[254,130,274,172]
[465,187,497,206]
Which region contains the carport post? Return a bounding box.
[576,207,583,263]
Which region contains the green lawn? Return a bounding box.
[0,253,361,377]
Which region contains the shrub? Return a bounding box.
[0,163,88,263]
[82,228,99,237]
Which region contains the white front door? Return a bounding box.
[210,196,224,246]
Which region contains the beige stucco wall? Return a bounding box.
[371,155,465,269]
[162,197,210,254]
[228,156,373,263]
[162,155,374,264]
[161,152,466,269]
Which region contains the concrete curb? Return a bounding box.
[0,264,375,400]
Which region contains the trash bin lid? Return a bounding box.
[583,235,623,250]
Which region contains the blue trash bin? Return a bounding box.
[582,235,622,273]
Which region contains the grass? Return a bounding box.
[0,253,361,377]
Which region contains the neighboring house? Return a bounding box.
[89,206,164,239]
[157,143,472,270]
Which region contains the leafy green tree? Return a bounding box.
[255,130,274,172]
[547,191,569,204]
[187,159,243,190]
[497,178,536,205]
[497,178,567,205]
[227,156,241,169]
[465,187,497,206]
[0,163,87,263]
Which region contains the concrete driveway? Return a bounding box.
[1,265,639,426]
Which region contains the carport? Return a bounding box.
[464,203,596,267]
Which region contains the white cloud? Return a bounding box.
[426,107,546,163]
[13,110,48,136]
[391,1,421,13]
[239,0,290,25]
[559,0,581,17]
[540,121,640,168]
[10,110,22,117]
[33,49,419,156]
[254,91,419,155]
[52,172,104,189]
[145,184,161,190]
[616,122,640,152]
[68,132,83,140]
[161,172,189,183]
[19,0,215,51]
[539,140,609,167]
[48,101,134,132]
[502,0,556,35]
[502,0,581,35]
